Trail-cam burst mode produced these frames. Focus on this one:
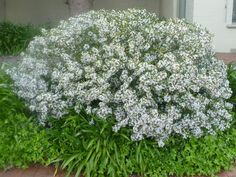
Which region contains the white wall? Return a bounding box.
[193,0,236,52]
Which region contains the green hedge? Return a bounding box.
[0,22,42,56]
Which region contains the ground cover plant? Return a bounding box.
[0,62,236,176]
[0,22,42,56]
[45,110,236,177]
[1,74,236,177]
[0,65,47,169]
[228,62,236,104]
[1,9,236,177]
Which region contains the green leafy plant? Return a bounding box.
[44,110,236,177]
[46,112,133,177]
[1,63,236,176]
[0,22,42,56]
[0,66,47,169]
[228,62,236,107]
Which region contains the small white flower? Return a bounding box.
[83,44,90,50]
[7,9,233,147]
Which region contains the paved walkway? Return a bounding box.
[0,164,235,177]
[216,53,236,64]
[0,56,19,63]
[0,53,236,64]
[219,167,236,177]
[0,165,76,177]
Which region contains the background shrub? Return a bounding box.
[0,22,42,56]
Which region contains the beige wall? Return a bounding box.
[5,0,70,24]
[185,0,194,21]
[2,0,161,25]
[160,0,178,19]
[193,0,236,52]
[0,0,6,21]
[94,0,160,14]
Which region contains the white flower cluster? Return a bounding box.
[8,9,233,146]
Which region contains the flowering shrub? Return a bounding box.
[8,9,233,146]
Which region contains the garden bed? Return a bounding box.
[1,9,236,177]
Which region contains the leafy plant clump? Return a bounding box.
[7,9,233,147]
[45,111,236,177]
[0,22,41,56]
[228,63,236,102]
[0,67,47,169]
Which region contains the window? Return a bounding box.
[178,0,186,19]
[227,0,236,25]
[178,0,193,21]
[233,0,236,23]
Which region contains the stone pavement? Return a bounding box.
[216,53,236,64]
[219,168,236,177]
[0,56,19,63]
[0,164,236,177]
[0,165,76,177]
[0,53,236,64]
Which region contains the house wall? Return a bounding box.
[0,0,6,21]
[1,0,160,25]
[160,0,178,18]
[5,0,70,25]
[185,0,194,21]
[193,0,236,52]
[94,0,160,14]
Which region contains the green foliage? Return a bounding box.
[0,65,27,117]
[0,67,46,169]
[228,62,236,107]
[46,112,133,177]
[0,22,41,56]
[45,111,236,177]
[0,114,47,169]
[1,63,236,176]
